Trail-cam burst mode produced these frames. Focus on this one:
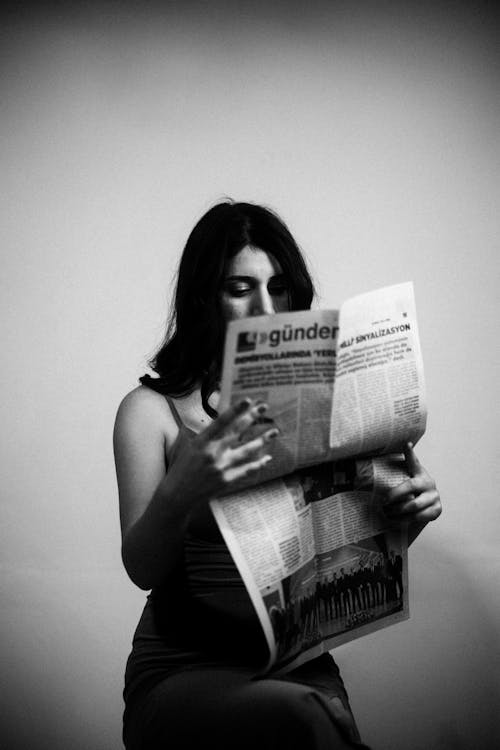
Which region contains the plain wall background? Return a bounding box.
[1,2,499,749]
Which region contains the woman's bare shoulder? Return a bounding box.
[114,385,178,447]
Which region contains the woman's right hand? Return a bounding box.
[164,398,279,511]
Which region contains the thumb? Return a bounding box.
[404,442,421,478]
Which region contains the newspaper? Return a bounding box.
[211,456,409,673]
[218,282,426,482]
[210,282,424,673]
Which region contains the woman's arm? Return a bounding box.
[113,388,278,590]
[113,388,185,589]
[383,443,442,546]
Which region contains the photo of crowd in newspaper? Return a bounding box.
[262,529,407,673]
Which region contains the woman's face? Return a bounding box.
[220,245,290,321]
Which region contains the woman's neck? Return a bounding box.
[171,388,220,433]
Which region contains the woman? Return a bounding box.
[114,201,441,749]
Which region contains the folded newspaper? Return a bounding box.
[210,282,426,673]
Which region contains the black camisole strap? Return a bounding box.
[164,395,184,430]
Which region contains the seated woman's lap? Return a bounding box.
[124,659,370,749]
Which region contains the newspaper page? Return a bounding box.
[219,308,339,483]
[218,282,426,486]
[330,282,427,458]
[210,454,410,674]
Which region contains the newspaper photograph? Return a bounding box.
[210,454,410,674]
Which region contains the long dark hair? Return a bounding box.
[141,200,315,417]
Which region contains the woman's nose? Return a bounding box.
[251,286,274,316]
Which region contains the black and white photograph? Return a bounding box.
[1,2,498,749]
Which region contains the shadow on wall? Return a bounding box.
[426,541,500,750]
[336,535,500,750]
[0,567,134,750]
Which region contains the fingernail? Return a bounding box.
[262,455,272,465]
[237,398,252,410]
[256,403,268,415]
[266,428,280,440]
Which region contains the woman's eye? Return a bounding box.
[226,283,252,297]
[268,283,288,297]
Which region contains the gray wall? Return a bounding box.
[1,3,499,749]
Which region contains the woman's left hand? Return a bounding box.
[384,443,442,526]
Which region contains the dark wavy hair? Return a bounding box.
[141,200,315,417]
